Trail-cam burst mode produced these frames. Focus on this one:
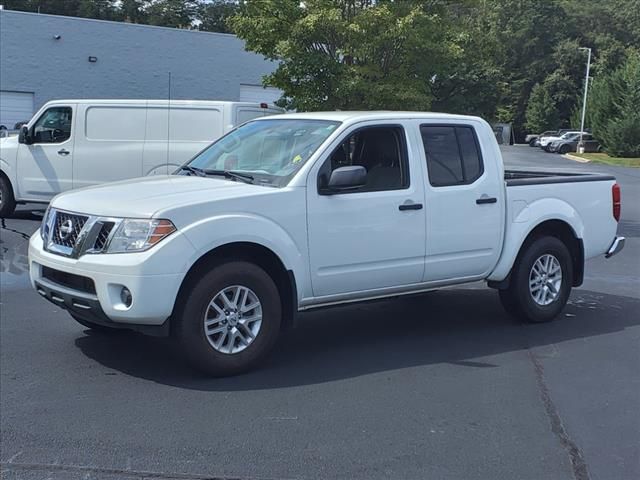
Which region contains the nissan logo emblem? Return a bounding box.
[59,219,74,240]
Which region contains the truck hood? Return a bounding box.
[51,175,274,218]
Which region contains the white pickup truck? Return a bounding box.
[28,112,625,376]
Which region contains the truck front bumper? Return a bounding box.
[29,230,193,329]
[605,236,625,258]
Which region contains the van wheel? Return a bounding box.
[499,236,572,323]
[0,175,16,218]
[174,261,281,376]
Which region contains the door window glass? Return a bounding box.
[32,107,72,143]
[319,126,409,192]
[420,125,484,186]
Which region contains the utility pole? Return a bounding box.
[578,47,592,153]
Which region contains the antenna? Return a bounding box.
[166,71,171,173]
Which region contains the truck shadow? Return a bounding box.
[74,288,640,391]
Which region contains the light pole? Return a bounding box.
[578,47,592,153]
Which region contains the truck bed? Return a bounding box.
[505,170,615,186]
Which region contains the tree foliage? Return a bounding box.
[3,0,640,140]
[587,53,640,157]
[1,0,239,32]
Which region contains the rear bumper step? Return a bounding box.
[605,236,625,259]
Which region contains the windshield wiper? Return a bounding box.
[179,165,207,177]
[203,169,255,184]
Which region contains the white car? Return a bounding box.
[0,99,283,217]
[28,111,625,376]
[539,131,585,148]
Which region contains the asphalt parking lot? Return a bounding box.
[1,146,639,480]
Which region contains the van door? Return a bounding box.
[16,104,75,201]
[419,122,504,281]
[72,104,146,189]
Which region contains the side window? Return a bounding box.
[32,107,72,144]
[319,126,409,193]
[420,125,484,187]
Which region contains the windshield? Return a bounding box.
[560,132,578,139]
[179,119,340,187]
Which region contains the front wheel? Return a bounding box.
[174,261,282,376]
[499,236,573,323]
[0,175,16,218]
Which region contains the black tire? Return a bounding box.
[529,138,537,147]
[499,236,573,323]
[174,261,282,376]
[559,144,570,154]
[0,175,16,218]
[70,313,124,333]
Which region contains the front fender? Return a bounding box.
[180,213,309,299]
[488,198,584,282]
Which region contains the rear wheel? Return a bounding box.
[174,261,281,376]
[0,175,16,218]
[499,236,573,323]
[529,138,537,147]
[559,144,570,154]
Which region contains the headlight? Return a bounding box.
[106,219,176,253]
[40,206,51,240]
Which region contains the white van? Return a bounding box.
[0,99,283,216]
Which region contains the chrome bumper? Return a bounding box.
[605,236,625,258]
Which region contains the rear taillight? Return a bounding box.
[612,183,621,222]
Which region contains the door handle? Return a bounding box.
[476,196,497,205]
[57,149,70,156]
[399,202,423,211]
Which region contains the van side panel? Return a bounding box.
[73,104,145,189]
[143,105,223,175]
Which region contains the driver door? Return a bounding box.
[16,105,75,201]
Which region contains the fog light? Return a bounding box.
[120,287,132,307]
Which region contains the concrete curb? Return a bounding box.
[563,153,591,163]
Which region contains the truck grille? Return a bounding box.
[92,221,115,251]
[52,212,88,248]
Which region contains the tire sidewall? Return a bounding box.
[0,175,16,218]
[175,261,281,376]
[513,236,573,323]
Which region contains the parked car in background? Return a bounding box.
[0,99,284,217]
[548,133,601,154]
[526,130,557,147]
[539,131,585,150]
[28,111,624,376]
[533,129,572,147]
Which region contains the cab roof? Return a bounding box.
[252,110,484,124]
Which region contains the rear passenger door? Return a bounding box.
[419,123,504,281]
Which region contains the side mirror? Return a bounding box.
[18,125,32,145]
[323,166,367,194]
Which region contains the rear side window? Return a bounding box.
[420,125,484,186]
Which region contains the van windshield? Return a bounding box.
[179,119,340,187]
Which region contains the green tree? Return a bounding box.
[231,0,460,111]
[197,0,238,33]
[120,0,147,23]
[146,0,198,28]
[525,83,560,133]
[588,53,640,157]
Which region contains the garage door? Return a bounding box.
[0,91,34,129]
[239,84,282,105]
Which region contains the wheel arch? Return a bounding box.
[172,241,298,333]
[489,219,584,289]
